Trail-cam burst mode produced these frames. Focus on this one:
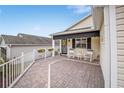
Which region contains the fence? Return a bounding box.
[0,48,53,88]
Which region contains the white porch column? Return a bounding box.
[103,5,117,88]
[59,39,62,54]
[67,39,70,57]
[109,5,117,88]
[52,39,55,57]
[103,5,111,88]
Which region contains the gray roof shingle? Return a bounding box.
[1,33,53,45]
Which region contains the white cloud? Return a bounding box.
[67,5,91,14]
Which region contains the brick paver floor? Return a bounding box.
[13,56,104,88]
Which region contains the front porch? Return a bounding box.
[52,30,100,63]
[13,55,104,88]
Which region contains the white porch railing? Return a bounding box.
[0,48,53,88]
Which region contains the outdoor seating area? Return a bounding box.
[67,48,99,64]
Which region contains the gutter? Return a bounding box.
[7,44,53,47]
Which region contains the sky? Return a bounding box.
[0,5,91,37]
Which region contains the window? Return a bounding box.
[87,38,91,49]
[72,39,75,48]
[74,37,91,49]
[75,38,86,48]
[75,38,82,48]
[82,38,86,48]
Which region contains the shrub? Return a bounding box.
[0,57,4,65]
[48,48,53,51]
[37,48,45,53]
[0,57,4,72]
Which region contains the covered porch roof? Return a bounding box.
[52,27,99,40]
[51,14,100,40]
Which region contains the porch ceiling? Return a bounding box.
[53,30,99,40]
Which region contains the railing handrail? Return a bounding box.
[0,48,54,88]
[0,48,53,67]
[0,56,23,67]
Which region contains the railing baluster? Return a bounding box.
[10,62,12,83]
[0,49,50,88]
[9,62,11,86]
[45,48,46,58]
[14,60,16,80]
[2,66,4,88]
[16,59,18,78]
[10,63,12,84]
[33,49,35,62]
[15,60,16,78]
[13,60,14,81]
[18,59,20,75]
[18,58,20,75]
[19,58,21,74]
[21,53,24,73]
[17,59,18,77]
[6,64,8,87]
[12,61,13,82]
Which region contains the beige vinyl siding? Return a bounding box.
[116,5,124,87]
[116,18,124,25]
[91,37,100,59]
[99,22,106,85]
[68,15,93,30]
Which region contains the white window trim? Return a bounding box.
[75,37,89,49]
[86,37,87,49]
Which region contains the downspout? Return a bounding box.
[105,5,117,88]
[108,6,111,88]
[109,5,117,88]
[104,6,111,87]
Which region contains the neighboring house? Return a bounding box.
[51,5,124,88]
[0,33,59,61]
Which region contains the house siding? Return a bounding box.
[100,21,105,86]
[91,37,100,59]
[9,45,59,59]
[68,15,93,30]
[116,5,124,87]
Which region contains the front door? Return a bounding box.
[61,39,67,54]
[87,38,91,49]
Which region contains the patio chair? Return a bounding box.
[83,50,93,62]
[68,49,75,58]
[74,48,83,60]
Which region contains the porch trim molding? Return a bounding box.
[53,30,99,40]
[109,5,117,88]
